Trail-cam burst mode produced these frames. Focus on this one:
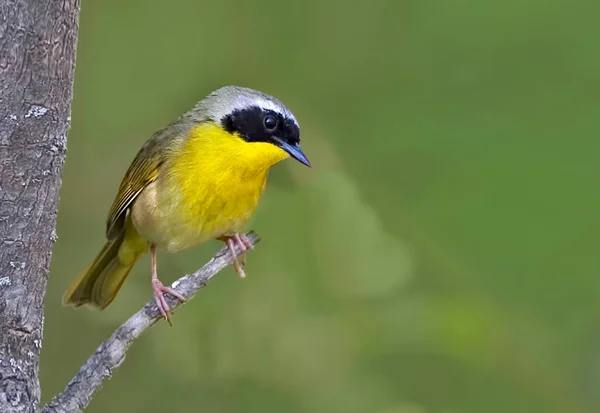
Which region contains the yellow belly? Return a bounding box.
[131,175,265,252]
[130,122,288,253]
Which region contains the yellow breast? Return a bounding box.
[131,122,288,252]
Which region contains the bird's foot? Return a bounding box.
[151,278,186,325]
[220,233,254,278]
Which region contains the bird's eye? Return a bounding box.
[263,115,277,131]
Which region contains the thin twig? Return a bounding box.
[40,232,260,413]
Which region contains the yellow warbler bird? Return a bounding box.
[63,86,311,323]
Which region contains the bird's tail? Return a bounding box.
[63,232,140,310]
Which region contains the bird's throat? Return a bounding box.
[181,122,289,177]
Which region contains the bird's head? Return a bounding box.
[192,86,311,167]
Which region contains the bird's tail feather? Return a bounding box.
[62,232,136,310]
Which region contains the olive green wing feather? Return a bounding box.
[105,125,184,240]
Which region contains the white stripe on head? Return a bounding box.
[197,86,299,128]
[252,97,298,125]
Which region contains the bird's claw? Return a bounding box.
[152,278,186,325]
[223,233,254,278]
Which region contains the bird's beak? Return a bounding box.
[272,137,311,167]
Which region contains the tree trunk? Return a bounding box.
[0,0,80,412]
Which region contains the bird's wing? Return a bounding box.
[105,126,181,240]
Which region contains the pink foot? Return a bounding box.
[234,233,254,251]
[152,278,186,324]
[222,233,254,278]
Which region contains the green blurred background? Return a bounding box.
[44,0,600,412]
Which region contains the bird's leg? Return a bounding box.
[219,233,254,278]
[150,244,186,325]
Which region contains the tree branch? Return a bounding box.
[40,232,259,413]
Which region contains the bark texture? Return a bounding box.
[0,0,80,412]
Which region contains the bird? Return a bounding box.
[62,86,311,323]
